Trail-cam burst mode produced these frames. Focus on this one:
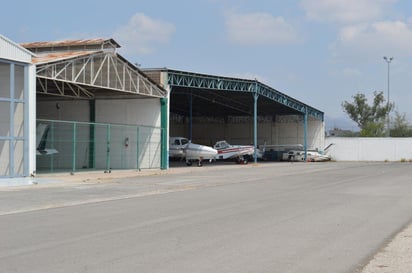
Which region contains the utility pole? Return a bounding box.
[383,56,393,137]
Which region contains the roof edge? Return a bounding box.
[21,38,121,50]
[0,34,36,57]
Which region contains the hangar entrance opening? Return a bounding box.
[145,69,325,163]
[22,39,168,173]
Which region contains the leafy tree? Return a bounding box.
[391,111,412,137]
[360,122,385,137]
[342,91,394,137]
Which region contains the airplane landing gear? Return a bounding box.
[236,157,248,164]
[186,160,204,167]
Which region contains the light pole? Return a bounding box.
[383,56,393,137]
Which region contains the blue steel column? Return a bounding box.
[188,92,193,140]
[160,98,168,170]
[253,81,259,163]
[304,108,308,162]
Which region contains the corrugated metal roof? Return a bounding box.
[21,38,120,49]
[32,50,100,64]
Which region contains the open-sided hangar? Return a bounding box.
[144,69,325,164]
[1,34,324,180]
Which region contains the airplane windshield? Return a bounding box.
[181,139,189,145]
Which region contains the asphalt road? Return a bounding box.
[1,162,412,273]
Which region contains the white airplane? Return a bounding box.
[284,144,333,162]
[213,140,263,164]
[36,123,59,156]
[169,137,218,166]
[169,136,189,159]
[284,150,331,162]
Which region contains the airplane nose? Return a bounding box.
[206,147,218,156]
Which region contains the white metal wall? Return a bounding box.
[275,115,325,150]
[326,137,412,161]
[0,35,36,178]
[96,98,162,169]
[37,100,90,122]
[0,35,33,63]
[37,97,162,127]
[96,98,161,127]
[172,115,325,151]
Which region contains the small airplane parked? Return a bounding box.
[36,123,58,156]
[213,140,263,164]
[169,137,189,159]
[169,137,218,166]
[284,144,333,162]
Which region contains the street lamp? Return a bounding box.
[383,56,393,137]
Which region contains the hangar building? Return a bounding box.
[1,34,324,181]
[21,38,168,174]
[144,69,325,165]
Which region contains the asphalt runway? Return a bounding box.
[0,162,411,273]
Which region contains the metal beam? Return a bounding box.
[166,70,323,120]
[253,85,259,163]
[36,52,166,99]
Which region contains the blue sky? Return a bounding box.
[2,0,412,130]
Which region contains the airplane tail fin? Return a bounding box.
[323,143,334,153]
[36,123,50,151]
[36,123,58,155]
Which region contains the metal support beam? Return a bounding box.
[36,52,166,99]
[167,70,323,120]
[188,92,193,140]
[253,87,259,163]
[304,110,308,162]
[88,99,96,169]
[160,98,168,170]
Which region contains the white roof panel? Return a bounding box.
[0,34,35,63]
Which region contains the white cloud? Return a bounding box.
[300,0,397,24]
[334,20,412,59]
[113,13,175,55]
[225,11,300,46]
[343,67,362,77]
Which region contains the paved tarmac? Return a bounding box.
[0,162,411,273]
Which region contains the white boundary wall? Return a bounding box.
[326,137,412,161]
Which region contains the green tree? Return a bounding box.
[391,111,412,137]
[360,122,385,137]
[342,91,394,137]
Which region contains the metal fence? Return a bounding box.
[36,119,162,173]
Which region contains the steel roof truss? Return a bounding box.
[37,77,94,99]
[167,71,323,120]
[36,52,166,98]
